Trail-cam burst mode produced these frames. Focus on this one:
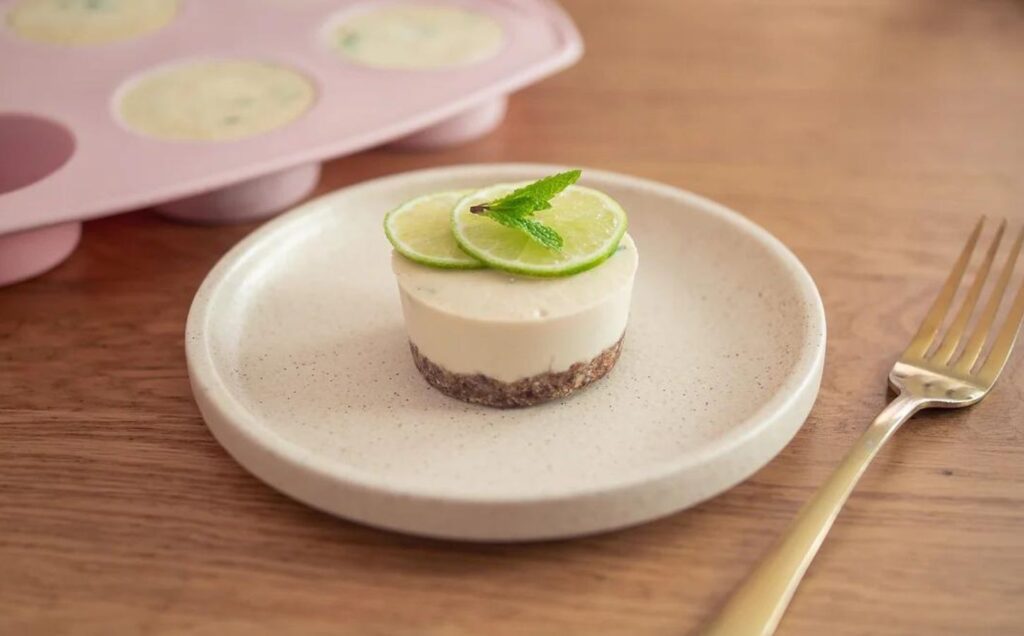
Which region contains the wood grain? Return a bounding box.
[3,1,1024,634]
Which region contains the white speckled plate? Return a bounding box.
[186,164,826,541]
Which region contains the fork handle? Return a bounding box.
[700,394,925,636]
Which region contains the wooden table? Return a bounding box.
[3,1,1023,634]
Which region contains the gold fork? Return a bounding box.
[702,218,1024,636]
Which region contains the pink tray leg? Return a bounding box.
[391,96,508,150]
[0,221,81,287]
[157,162,321,224]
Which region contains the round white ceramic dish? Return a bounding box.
[185,164,826,542]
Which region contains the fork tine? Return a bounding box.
[976,228,1024,386]
[954,226,1024,374]
[933,220,1006,364]
[905,218,985,359]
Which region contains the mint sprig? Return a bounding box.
[469,169,581,251]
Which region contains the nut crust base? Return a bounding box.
[409,336,625,408]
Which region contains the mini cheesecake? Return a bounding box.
[392,234,638,407]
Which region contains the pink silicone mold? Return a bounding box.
[156,163,322,224]
[0,113,76,195]
[391,96,508,150]
[0,222,81,287]
[0,0,582,285]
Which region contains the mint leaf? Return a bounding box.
[518,218,564,250]
[486,209,564,250]
[469,169,581,250]
[485,194,547,214]
[490,169,580,210]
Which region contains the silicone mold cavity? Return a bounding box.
[390,97,507,150]
[0,222,81,287]
[0,113,75,195]
[156,163,321,224]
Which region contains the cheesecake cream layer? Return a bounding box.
[331,5,504,70]
[392,234,638,383]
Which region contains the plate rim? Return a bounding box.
[185,162,826,538]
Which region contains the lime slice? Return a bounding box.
[384,190,484,269]
[451,183,628,276]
